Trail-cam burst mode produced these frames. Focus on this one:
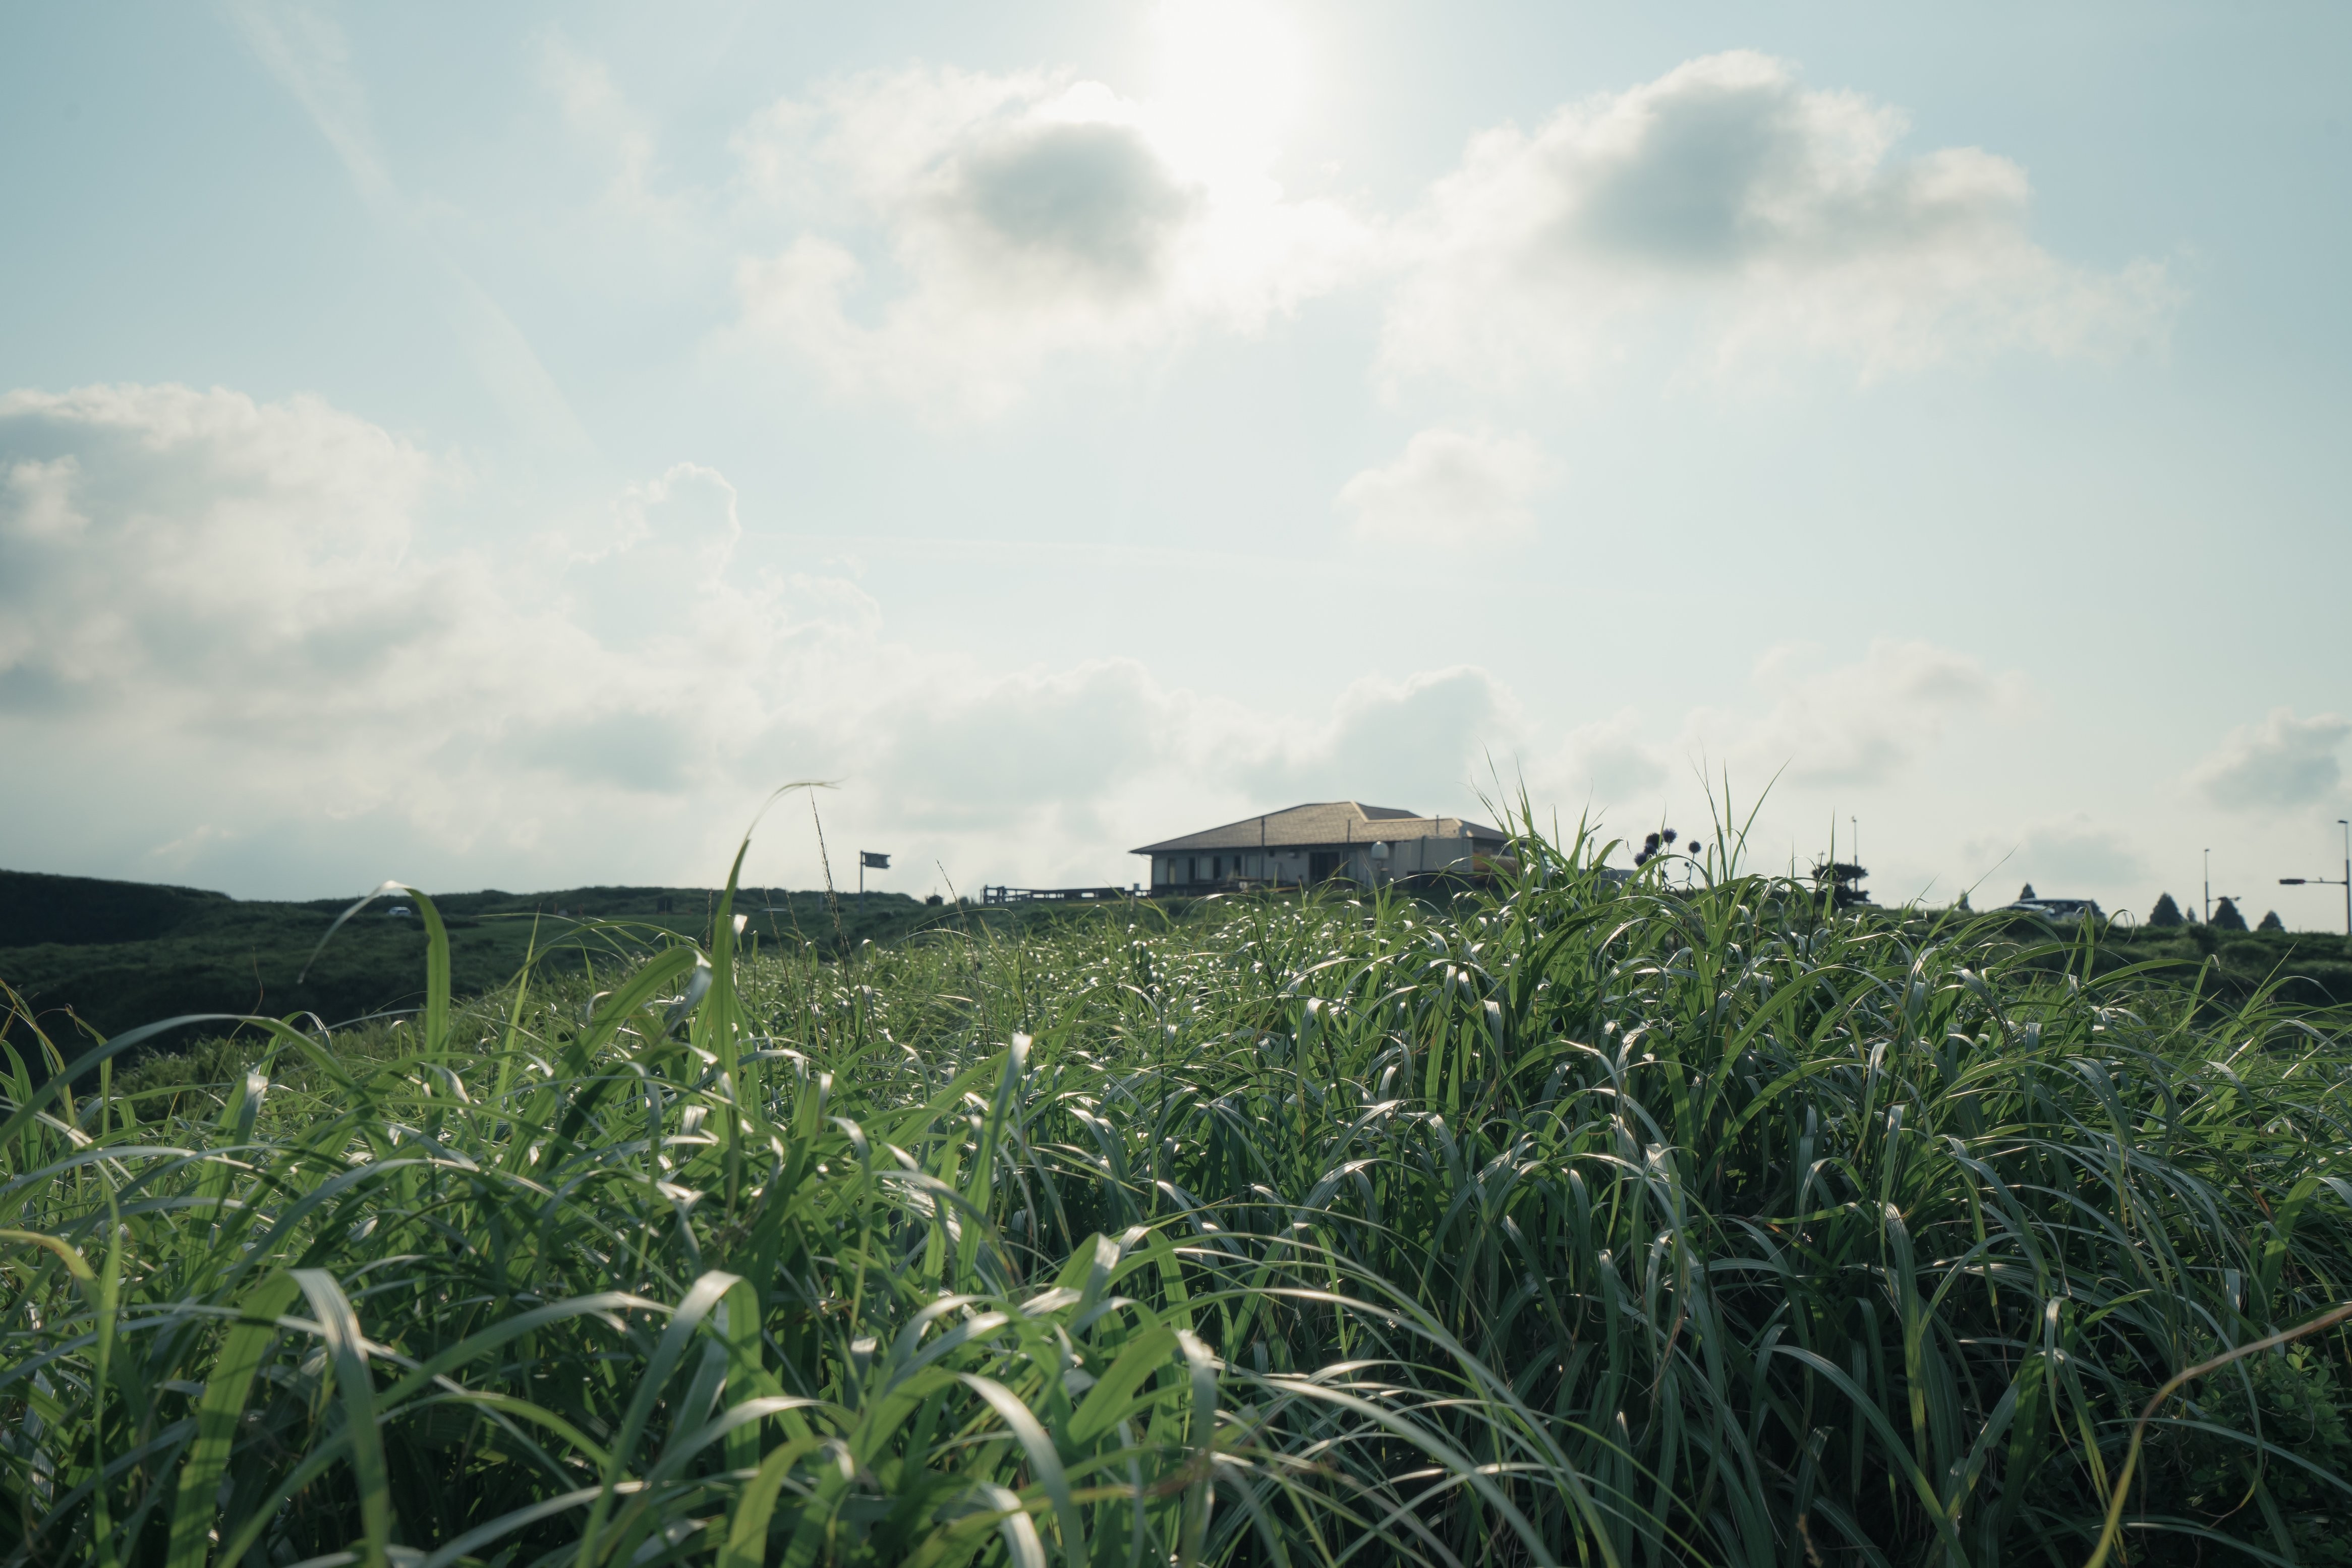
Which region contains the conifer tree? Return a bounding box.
[2148,892,2184,927]
[2019,883,2037,902]
[2211,897,2248,932]
[2257,909,2285,932]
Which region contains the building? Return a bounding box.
[1133,801,1511,893]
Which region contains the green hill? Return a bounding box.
[0,867,234,947]
[0,869,948,1059]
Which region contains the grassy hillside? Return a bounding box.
[0,867,236,947]
[5,829,2350,1565]
[0,870,957,1058]
[1960,915,2352,1010]
[2105,923,2352,1007]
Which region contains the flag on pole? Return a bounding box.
[860,851,890,869]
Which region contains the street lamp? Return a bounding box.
[2277,819,2352,937]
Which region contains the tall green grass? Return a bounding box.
[5,817,2350,1565]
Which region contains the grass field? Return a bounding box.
[5,816,2351,1566]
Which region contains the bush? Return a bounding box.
[2159,1343,2352,1563]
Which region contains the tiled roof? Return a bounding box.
[1131,802,1508,855]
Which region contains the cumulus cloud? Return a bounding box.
[1335,427,1553,545]
[1959,817,2145,903]
[2016,818,2144,886]
[0,386,840,831]
[1239,667,1521,811]
[0,383,451,722]
[539,36,694,233]
[0,383,1523,893]
[1512,642,2019,838]
[0,386,2098,902]
[2189,708,2350,809]
[731,67,1365,416]
[1543,709,1672,802]
[1691,638,2021,787]
[1382,50,2177,386]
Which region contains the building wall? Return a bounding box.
[1149,835,1486,888]
[1154,848,1305,887]
[1376,833,1479,880]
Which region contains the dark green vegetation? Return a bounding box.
[0,868,946,1058]
[5,826,2351,1566]
[2043,920,2352,1012]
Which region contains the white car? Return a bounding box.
[2004,897,2103,921]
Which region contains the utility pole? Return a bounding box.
[2203,848,2211,924]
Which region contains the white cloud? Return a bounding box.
[1513,642,2019,843]
[1543,709,1672,802]
[729,66,1367,417]
[2189,708,2350,809]
[539,36,685,229]
[1690,638,2022,787]
[0,383,1526,894]
[0,383,447,719]
[2020,818,2144,886]
[1335,427,1553,545]
[1959,816,2146,905]
[1382,51,2177,387]
[0,387,2130,907]
[1241,667,1522,811]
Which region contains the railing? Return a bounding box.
[980,885,1142,906]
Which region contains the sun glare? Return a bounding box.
[1146,0,1312,171]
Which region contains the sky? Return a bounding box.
[3,2,2349,925]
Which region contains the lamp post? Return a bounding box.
[2203,848,2211,925]
[2277,819,2352,937]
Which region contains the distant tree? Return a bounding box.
[2210,897,2248,932]
[2147,893,2184,927]
[2019,883,2037,902]
[2257,909,2285,932]
[1955,891,1972,912]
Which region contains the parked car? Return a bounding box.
[2004,896,2103,921]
